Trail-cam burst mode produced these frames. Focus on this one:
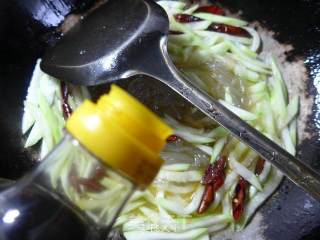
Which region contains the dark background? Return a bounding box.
[0,0,319,239]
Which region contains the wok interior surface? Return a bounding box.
[0,0,319,239]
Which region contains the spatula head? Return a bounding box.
[41,0,169,86]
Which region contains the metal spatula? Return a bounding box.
[41,0,320,200]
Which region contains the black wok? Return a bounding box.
[0,0,319,239]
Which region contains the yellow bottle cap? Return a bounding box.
[66,84,172,189]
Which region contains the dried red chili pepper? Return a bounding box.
[169,30,183,35]
[232,177,249,221]
[167,135,179,142]
[78,178,105,192]
[69,167,81,193]
[174,13,201,23]
[198,156,227,214]
[60,81,73,119]
[201,156,227,187]
[231,157,265,220]
[195,5,225,16]
[255,157,265,175]
[92,165,107,181]
[207,23,250,38]
[69,165,107,193]
[198,184,214,214]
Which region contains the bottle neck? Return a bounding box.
[9,133,136,234]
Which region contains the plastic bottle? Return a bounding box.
[0,85,172,240]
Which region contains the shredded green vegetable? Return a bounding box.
[22,1,299,239]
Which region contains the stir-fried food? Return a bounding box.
[22,1,299,239]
